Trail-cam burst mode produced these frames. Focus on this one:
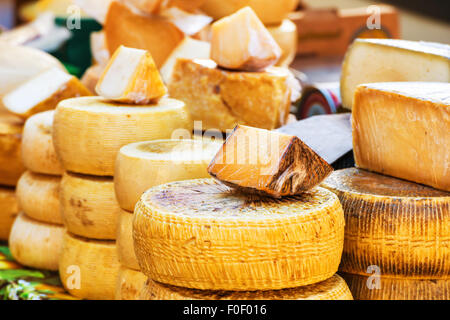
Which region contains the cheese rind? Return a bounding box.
[117,209,140,270]
[115,267,147,300]
[0,187,18,240]
[352,82,450,192]
[0,113,25,186]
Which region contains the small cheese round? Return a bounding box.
[115,267,147,300]
[117,209,140,270]
[0,186,19,240]
[0,112,25,186]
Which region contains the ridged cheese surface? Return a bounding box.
[0,187,18,240]
[0,112,25,186]
[115,267,147,300]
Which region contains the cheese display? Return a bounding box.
[322,168,450,278]
[60,172,121,240]
[267,19,297,67]
[0,113,25,186]
[9,213,64,271]
[115,139,222,211]
[117,210,140,270]
[169,59,291,131]
[21,111,64,175]
[208,125,333,198]
[352,82,450,192]
[341,39,450,109]
[16,171,62,225]
[59,232,121,300]
[0,187,18,240]
[115,267,147,300]
[53,96,192,176]
[134,179,345,290]
[210,7,281,71]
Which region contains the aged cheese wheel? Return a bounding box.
[134,179,345,290]
[16,171,62,225]
[53,96,192,176]
[115,267,147,300]
[0,113,25,186]
[59,232,120,300]
[60,172,121,240]
[9,213,64,271]
[141,274,352,300]
[341,273,450,300]
[322,168,450,278]
[21,110,64,175]
[117,209,140,270]
[267,19,297,67]
[0,187,19,240]
[115,139,222,212]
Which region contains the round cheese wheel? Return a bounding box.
[115,267,147,300]
[53,96,192,176]
[0,112,25,186]
[0,187,19,240]
[9,213,64,271]
[134,178,345,291]
[117,209,140,270]
[267,19,297,67]
[16,171,62,225]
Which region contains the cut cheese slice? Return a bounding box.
[96,45,167,104]
[141,274,353,300]
[0,187,19,240]
[73,0,113,24]
[53,96,192,176]
[268,19,297,67]
[117,209,140,270]
[59,232,120,300]
[90,31,110,66]
[21,110,64,175]
[81,64,105,93]
[322,168,450,278]
[16,171,62,225]
[115,138,222,211]
[0,113,25,186]
[2,67,92,119]
[9,213,64,271]
[341,39,450,110]
[115,267,147,300]
[169,59,291,131]
[353,82,450,192]
[134,179,344,290]
[208,125,333,198]
[211,7,281,71]
[60,172,121,240]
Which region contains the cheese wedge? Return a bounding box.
[341,39,450,109]
[353,82,450,192]
[104,1,184,68]
[161,7,212,36]
[96,46,167,104]
[208,125,333,198]
[60,172,121,240]
[2,67,92,119]
[117,209,140,270]
[16,171,62,225]
[141,274,352,300]
[211,7,281,71]
[21,110,64,175]
[0,113,25,186]
[115,139,222,211]
[169,59,291,131]
[322,168,450,278]
[81,64,105,93]
[268,19,297,67]
[0,187,19,240]
[53,96,192,176]
[341,273,450,300]
[9,213,64,271]
[90,31,110,66]
[73,0,113,24]
[59,232,120,300]
[134,179,344,290]
[115,267,147,300]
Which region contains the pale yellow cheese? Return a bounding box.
[268,19,297,67]
[0,112,25,186]
[0,187,18,240]
[81,64,105,93]
[115,267,147,300]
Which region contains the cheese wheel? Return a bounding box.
[59,232,120,300]
[115,267,147,300]
[267,19,297,67]
[341,273,450,300]
[21,110,64,175]
[322,168,450,278]
[60,172,121,240]
[115,139,222,212]
[9,213,64,271]
[0,187,19,240]
[16,171,62,225]
[141,274,353,300]
[0,113,25,186]
[117,209,140,270]
[134,179,345,290]
[53,96,192,176]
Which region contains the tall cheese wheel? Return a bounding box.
[16,171,62,225]
[322,168,450,278]
[141,274,353,300]
[21,110,64,175]
[0,113,25,186]
[9,213,64,271]
[267,19,297,67]
[134,179,345,291]
[60,172,121,240]
[0,187,19,240]
[115,267,147,300]
[117,209,139,270]
[115,139,222,212]
[341,273,450,300]
[59,232,120,300]
[53,96,192,176]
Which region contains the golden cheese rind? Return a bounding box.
[0,187,18,240]
[117,209,140,270]
[115,267,147,300]
[0,112,25,186]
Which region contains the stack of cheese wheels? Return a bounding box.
[322,168,450,300]
[114,138,223,300]
[134,178,353,300]
[9,111,65,271]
